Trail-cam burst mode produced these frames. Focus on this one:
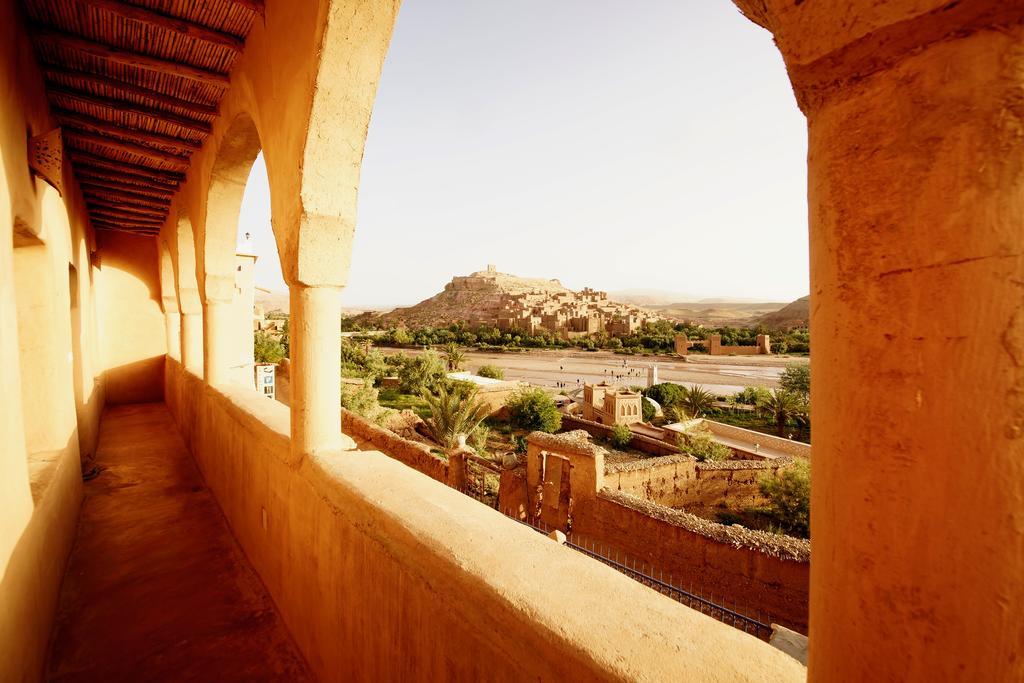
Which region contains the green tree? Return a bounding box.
[610,424,633,448]
[421,384,490,450]
[442,343,466,371]
[477,364,504,380]
[392,328,413,346]
[341,381,380,417]
[758,389,807,434]
[398,351,447,395]
[645,382,686,408]
[254,331,286,363]
[779,363,811,398]
[506,388,562,433]
[676,385,715,419]
[760,460,811,537]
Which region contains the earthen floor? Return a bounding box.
[45,403,312,682]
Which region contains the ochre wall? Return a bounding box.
[574,492,810,632]
[165,359,805,681]
[605,454,785,511]
[0,0,104,678]
[341,408,449,483]
[96,231,166,404]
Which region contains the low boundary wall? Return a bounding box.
[517,430,809,632]
[165,359,804,681]
[561,414,679,456]
[341,408,448,484]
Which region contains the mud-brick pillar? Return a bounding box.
[733,2,1024,679]
[180,310,204,375]
[163,306,181,360]
[203,298,233,385]
[289,283,344,463]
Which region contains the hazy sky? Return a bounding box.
[239,1,808,308]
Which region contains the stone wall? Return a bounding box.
[561,415,679,457]
[165,360,804,681]
[340,408,449,484]
[573,491,809,631]
[605,455,786,512]
[515,430,809,632]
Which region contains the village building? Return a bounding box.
[582,382,644,426]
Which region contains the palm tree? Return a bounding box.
[442,343,466,371]
[758,389,806,434]
[679,385,715,418]
[421,384,490,449]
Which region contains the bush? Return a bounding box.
[254,331,286,364]
[610,424,633,449]
[398,351,447,395]
[341,382,379,418]
[641,397,656,422]
[779,363,811,398]
[514,435,528,454]
[677,428,732,462]
[477,364,504,380]
[506,388,562,433]
[759,460,810,537]
[645,382,685,408]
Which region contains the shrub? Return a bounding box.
[421,384,490,450]
[779,363,810,398]
[506,388,562,433]
[340,382,379,418]
[610,424,633,449]
[759,460,810,537]
[253,331,286,363]
[469,424,490,456]
[645,382,685,408]
[477,364,504,380]
[398,351,447,395]
[677,428,732,462]
[514,435,528,454]
[641,397,656,422]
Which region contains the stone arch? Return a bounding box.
[201,112,270,301]
[292,0,400,288]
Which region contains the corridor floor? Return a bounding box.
[46,403,312,682]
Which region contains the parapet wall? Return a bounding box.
[561,415,679,457]
[340,408,448,484]
[605,454,787,511]
[516,429,809,632]
[572,490,809,631]
[164,359,804,681]
[702,420,811,459]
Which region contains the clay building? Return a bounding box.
[1,2,1022,682]
[582,382,644,426]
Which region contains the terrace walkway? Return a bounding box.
[45,403,312,682]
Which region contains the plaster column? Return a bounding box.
[731,2,1024,680]
[164,310,181,360]
[203,299,232,386]
[289,284,345,463]
[181,312,203,375]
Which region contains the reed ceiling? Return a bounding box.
[23,0,263,236]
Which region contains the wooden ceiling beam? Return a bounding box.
[78,175,175,199]
[50,85,212,134]
[55,109,202,152]
[76,166,179,190]
[83,192,169,214]
[66,130,191,169]
[92,223,161,236]
[44,66,218,118]
[90,212,165,228]
[81,183,172,204]
[69,150,185,182]
[34,28,231,88]
[82,0,246,53]
[91,215,163,228]
[227,0,265,18]
[86,199,167,219]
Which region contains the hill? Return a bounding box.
[752,296,810,329]
[370,266,638,328]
